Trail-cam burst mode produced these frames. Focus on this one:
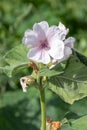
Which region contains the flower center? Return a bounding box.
[40,40,50,50]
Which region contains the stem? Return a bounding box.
[40,88,46,130]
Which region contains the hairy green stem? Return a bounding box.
[40,88,46,130]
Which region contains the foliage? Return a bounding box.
[49,54,87,104]
[1,43,87,104]
[0,39,87,130]
[1,88,87,130]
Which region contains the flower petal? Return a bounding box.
[64,46,72,56]
[33,23,46,40]
[64,37,75,48]
[22,29,38,47]
[46,25,59,41]
[48,38,64,60]
[58,46,72,63]
[24,29,36,37]
[38,21,49,33]
[57,22,69,40]
[28,47,41,62]
[39,50,51,64]
[28,47,50,64]
[58,22,69,35]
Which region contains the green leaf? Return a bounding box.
[0,58,5,73]
[1,44,29,77]
[71,115,87,130]
[49,55,87,104]
[60,124,73,130]
[70,97,87,116]
[39,63,65,77]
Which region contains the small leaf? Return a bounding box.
[49,55,87,104]
[2,44,29,77]
[39,63,65,77]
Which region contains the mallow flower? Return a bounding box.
[21,21,75,91]
[22,21,75,65]
[22,21,65,64]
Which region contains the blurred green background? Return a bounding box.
[0,0,87,130]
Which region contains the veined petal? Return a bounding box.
[22,36,38,47]
[28,48,50,64]
[28,47,41,62]
[39,50,51,64]
[46,25,59,41]
[38,21,49,33]
[64,46,72,56]
[22,29,38,47]
[48,39,64,59]
[58,46,72,63]
[24,29,37,37]
[33,23,46,40]
[64,37,75,48]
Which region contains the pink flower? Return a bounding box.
[22,21,64,64]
